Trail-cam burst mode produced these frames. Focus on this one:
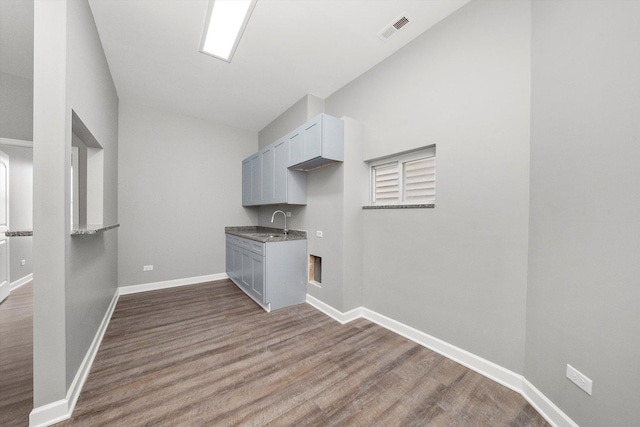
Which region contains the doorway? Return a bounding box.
[0,141,34,427]
[0,149,9,303]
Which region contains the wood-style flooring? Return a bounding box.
[0,282,33,427]
[59,279,549,426]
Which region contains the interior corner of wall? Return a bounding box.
[306,94,325,118]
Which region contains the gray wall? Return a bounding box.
[64,0,119,390]
[33,0,119,405]
[257,118,367,312]
[256,1,531,373]
[117,102,257,288]
[526,1,640,426]
[0,72,33,141]
[0,145,33,285]
[324,0,531,374]
[258,94,324,149]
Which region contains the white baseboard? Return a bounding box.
[232,279,271,312]
[522,378,579,427]
[29,399,69,427]
[10,273,33,291]
[118,273,229,295]
[361,308,524,393]
[30,274,228,426]
[66,289,119,416]
[306,294,363,324]
[30,289,119,427]
[305,295,576,427]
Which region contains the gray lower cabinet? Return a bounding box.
[226,234,307,311]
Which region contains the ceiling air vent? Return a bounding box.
[377,14,411,42]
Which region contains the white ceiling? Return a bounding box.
[1,0,472,133]
[88,0,471,132]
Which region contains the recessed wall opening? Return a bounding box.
[309,254,322,285]
[71,111,104,228]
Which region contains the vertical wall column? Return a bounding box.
[33,0,70,407]
[340,118,367,311]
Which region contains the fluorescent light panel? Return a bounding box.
[200,0,257,62]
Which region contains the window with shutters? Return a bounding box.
[369,146,435,207]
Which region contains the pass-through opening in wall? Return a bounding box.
[71,111,104,228]
[309,254,321,284]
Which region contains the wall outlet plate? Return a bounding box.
[316,231,323,238]
[21,259,26,266]
[143,265,153,271]
[566,364,593,395]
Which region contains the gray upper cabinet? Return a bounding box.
[241,153,262,206]
[261,144,275,203]
[288,114,344,171]
[241,158,251,206]
[250,154,261,205]
[242,139,307,206]
[241,113,343,206]
[273,139,288,202]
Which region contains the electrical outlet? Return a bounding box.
[566,364,593,395]
[143,265,154,271]
[21,259,26,266]
[316,231,323,238]
[286,212,291,217]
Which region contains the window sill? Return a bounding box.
[362,204,435,210]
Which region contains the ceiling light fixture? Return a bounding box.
[200,0,257,62]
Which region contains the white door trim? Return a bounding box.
[0,137,33,148]
[0,149,10,303]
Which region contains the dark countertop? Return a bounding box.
[4,230,33,237]
[71,224,120,235]
[5,224,120,237]
[225,226,307,243]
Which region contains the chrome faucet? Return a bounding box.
[270,210,288,236]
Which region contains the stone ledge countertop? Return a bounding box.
[5,224,120,237]
[71,224,120,235]
[4,230,33,237]
[226,226,307,243]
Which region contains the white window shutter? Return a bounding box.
[373,163,400,204]
[368,146,435,206]
[403,157,436,203]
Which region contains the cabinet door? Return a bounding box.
[303,117,322,160]
[250,154,261,205]
[251,252,265,301]
[241,250,253,290]
[261,146,275,204]
[232,245,242,282]
[273,139,288,203]
[225,241,233,276]
[288,130,303,167]
[288,116,322,167]
[242,159,251,206]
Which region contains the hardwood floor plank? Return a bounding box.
[53,279,550,427]
[0,282,33,427]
